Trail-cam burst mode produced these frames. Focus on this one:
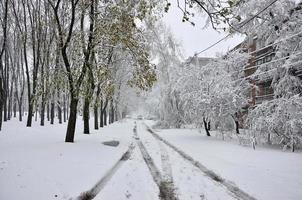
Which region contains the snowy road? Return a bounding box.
[89,121,256,200]
[2,119,300,200]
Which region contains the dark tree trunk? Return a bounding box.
[109,100,114,124]
[114,107,118,122]
[50,102,54,124]
[13,101,16,118]
[207,121,211,131]
[100,101,104,128]
[235,120,240,134]
[26,102,33,127]
[83,97,90,134]
[94,105,98,130]
[40,101,45,126]
[0,79,3,130]
[65,98,78,143]
[58,101,62,124]
[0,103,2,131]
[104,109,107,126]
[8,84,12,120]
[232,114,240,135]
[63,94,66,122]
[18,101,22,121]
[66,96,69,120]
[47,102,50,121]
[3,92,7,122]
[203,117,211,136]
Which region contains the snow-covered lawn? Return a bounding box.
[147,122,302,200]
[0,118,134,200]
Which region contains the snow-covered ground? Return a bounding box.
[136,122,238,200]
[2,118,302,200]
[0,118,134,200]
[146,121,302,200]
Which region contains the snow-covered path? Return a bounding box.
[136,122,252,200]
[2,119,301,200]
[94,121,251,200]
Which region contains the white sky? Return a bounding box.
[162,1,245,58]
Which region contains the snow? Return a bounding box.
[2,118,302,200]
[146,123,302,200]
[94,146,160,200]
[136,122,237,200]
[0,118,134,200]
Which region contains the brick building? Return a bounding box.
[233,36,275,107]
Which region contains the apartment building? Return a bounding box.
[233,36,275,107]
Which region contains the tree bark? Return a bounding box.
[100,100,104,128]
[65,98,78,142]
[18,100,22,121]
[0,78,3,130]
[83,97,90,134]
[235,120,240,134]
[63,94,66,122]
[104,109,107,126]
[58,100,62,124]
[50,101,54,124]
[40,101,45,126]
[203,117,211,136]
[94,104,98,130]
[232,113,240,134]
[47,102,50,121]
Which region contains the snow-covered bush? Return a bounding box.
[248,95,302,151]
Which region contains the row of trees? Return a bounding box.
[0,0,159,142]
[146,0,302,151]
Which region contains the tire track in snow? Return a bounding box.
[144,123,257,200]
[158,139,174,184]
[74,140,136,200]
[134,122,179,200]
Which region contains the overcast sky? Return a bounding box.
[162,1,245,59]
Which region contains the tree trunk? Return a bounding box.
[35,105,38,122]
[18,101,22,121]
[203,117,211,136]
[232,113,240,134]
[66,96,69,120]
[8,84,12,120]
[47,102,50,121]
[104,109,107,126]
[65,98,78,143]
[267,133,271,145]
[26,102,33,127]
[109,100,114,124]
[0,79,3,130]
[114,107,118,122]
[13,101,16,118]
[94,104,98,130]
[235,120,240,134]
[50,102,54,124]
[63,94,66,122]
[100,101,104,128]
[207,121,211,131]
[3,92,7,122]
[83,97,90,134]
[58,101,62,124]
[0,103,2,131]
[40,101,45,126]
